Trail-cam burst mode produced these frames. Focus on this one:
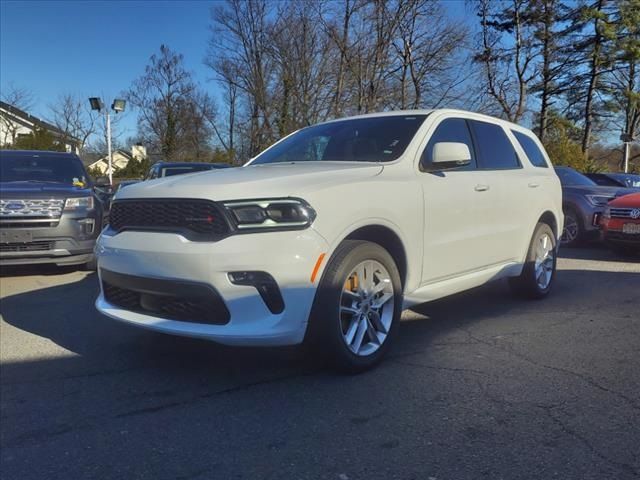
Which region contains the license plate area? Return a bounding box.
[0,231,33,243]
[622,223,640,234]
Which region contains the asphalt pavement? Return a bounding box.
[1,247,639,480]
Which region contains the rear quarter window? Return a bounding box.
[512,130,549,168]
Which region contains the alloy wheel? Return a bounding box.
[561,212,578,245]
[339,260,395,356]
[534,232,555,289]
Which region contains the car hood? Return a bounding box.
[562,184,638,198]
[115,162,384,201]
[0,181,92,199]
[608,192,640,207]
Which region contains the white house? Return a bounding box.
[0,101,79,153]
[87,144,148,175]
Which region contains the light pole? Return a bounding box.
[620,133,635,174]
[89,97,126,185]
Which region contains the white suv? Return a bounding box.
[95,109,563,372]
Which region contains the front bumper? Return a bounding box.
[0,211,99,266]
[95,228,329,346]
[601,218,640,247]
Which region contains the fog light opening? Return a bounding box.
[228,271,285,314]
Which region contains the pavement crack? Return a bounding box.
[459,327,640,411]
[540,405,640,478]
[390,358,490,377]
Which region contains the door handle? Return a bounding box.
[528,182,540,188]
[474,184,490,192]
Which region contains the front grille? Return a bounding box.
[109,199,230,240]
[0,199,64,218]
[610,208,637,219]
[0,241,54,253]
[101,269,230,325]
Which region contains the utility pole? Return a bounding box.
[621,133,633,174]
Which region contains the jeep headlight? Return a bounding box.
[585,194,614,207]
[223,198,316,230]
[64,196,94,211]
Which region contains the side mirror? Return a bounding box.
[94,176,111,187]
[424,142,472,171]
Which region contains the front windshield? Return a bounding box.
[0,152,89,185]
[251,115,428,165]
[555,167,597,187]
[610,173,640,188]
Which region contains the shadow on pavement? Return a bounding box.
[1,260,639,480]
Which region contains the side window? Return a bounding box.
[421,118,476,171]
[512,130,549,168]
[469,120,521,170]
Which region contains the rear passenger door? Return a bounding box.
[467,120,530,264]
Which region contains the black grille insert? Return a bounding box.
[0,241,54,253]
[101,269,230,325]
[109,199,231,240]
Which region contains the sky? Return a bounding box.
[0,0,470,143]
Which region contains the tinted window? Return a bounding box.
[251,115,427,164]
[469,120,520,169]
[421,118,476,171]
[554,167,597,186]
[512,130,548,168]
[0,152,88,185]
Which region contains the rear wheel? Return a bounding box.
[307,240,402,373]
[510,222,557,299]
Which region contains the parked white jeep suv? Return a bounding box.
[96,110,563,371]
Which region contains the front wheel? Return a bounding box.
[561,208,582,247]
[307,240,402,373]
[509,222,557,299]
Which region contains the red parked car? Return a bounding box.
[600,192,640,255]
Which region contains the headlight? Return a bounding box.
[585,194,614,207]
[223,198,316,230]
[64,196,94,211]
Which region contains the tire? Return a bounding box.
[307,240,402,373]
[509,222,557,299]
[560,207,583,247]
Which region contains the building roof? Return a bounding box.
[0,100,79,144]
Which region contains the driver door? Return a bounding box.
[419,117,495,285]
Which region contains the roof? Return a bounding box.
[0,101,80,144]
[0,149,80,158]
[0,150,80,160]
[319,108,533,133]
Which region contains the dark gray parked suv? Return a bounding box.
[0,150,107,269]
[555,166,639,246]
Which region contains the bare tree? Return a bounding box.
[0,83,35,145]
[474,0,538,122]
[127,45,215,160]
[48,93,99,152]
